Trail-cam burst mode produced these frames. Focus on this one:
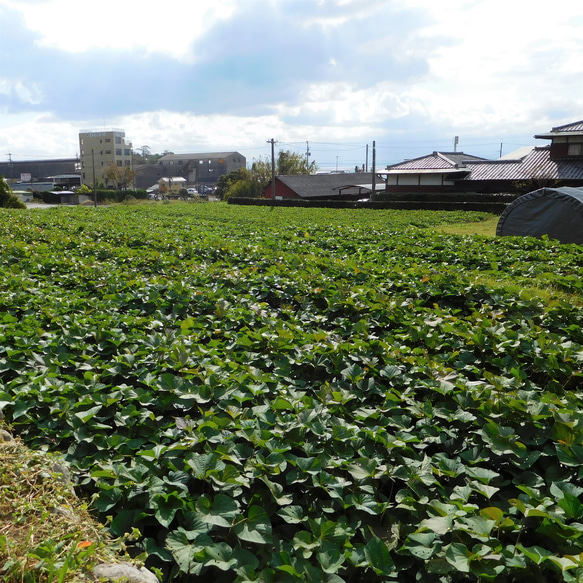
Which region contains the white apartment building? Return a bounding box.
[79,129,133,187]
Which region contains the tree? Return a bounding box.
[224,176,263,201]
[250,150,318,185]
[0,177,26,209]
[216,150,319,201]
[277,150,318,175]
[103,163,136,190]
[215,168,252,200]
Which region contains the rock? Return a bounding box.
[50,505,76,520]
[92,562,159,583]
[0,429,14,442]
[51,461,71,484]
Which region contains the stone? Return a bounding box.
[92,562,159,583]
[51,461,71,484]
[0,429,14,442]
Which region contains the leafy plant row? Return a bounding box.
[1,204,583,582]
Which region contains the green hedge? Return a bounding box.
[96,189,148,203]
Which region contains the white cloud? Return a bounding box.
[0,113,80,158]
[0,78,43,105]
[121,110,376,156]
[1,0,237,62]
[2,0,583,167]
[273,81,415,126]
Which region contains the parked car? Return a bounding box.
[187,188,198,195]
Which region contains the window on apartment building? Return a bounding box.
[115,137,122,144]
[125,160,131,166]
[124,149,130,156]
[116,149,122,155]
[105,150,111,154]
[117,161,122,167]
[105,138,111,143]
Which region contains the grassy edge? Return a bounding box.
[0,424,140,583]
[431,215,500,236]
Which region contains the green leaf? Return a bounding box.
[417,515,453,535]
[203,542,237,571]
[151,491,184,528]
[317,543,345,574]
[444,542,471,572]
[480,506,504,523]
[234,505,273,544]
[277,505,307,524]
[93,487,122,512]
[516,544,551,565]
[364,536,394,576]
[558,492,583,519]
[196,494,239,528]
[74,404,102,423]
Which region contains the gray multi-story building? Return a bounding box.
[79,129,133,187]
[155,152,246,187]
[0,158,79,184]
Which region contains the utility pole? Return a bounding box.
[305,141,311,173]
[371,141,376,201]
[267,138,277,201]
[365,144,369,173]
[6,153,13,183]
[91,149,97,207]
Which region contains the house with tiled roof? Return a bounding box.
[383,121,583,196]
[264,172,375,200]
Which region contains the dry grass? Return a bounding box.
[0,427,120,582]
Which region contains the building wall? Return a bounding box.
[0,159,79,182]
[386,174,450,186]
[79,130,133,186]
[549,137,583,160]
[264,180,301,199]
[157,153,246,185]
[385,180,525,195]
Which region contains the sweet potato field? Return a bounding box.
[2,203,583,582]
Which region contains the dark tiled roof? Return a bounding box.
[276,173,373,198]
[462,146,583,181]
[550,120,583,133]
[534,120,583,139]
[387,152,486,171]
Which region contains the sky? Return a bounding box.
[1,0,582,172]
